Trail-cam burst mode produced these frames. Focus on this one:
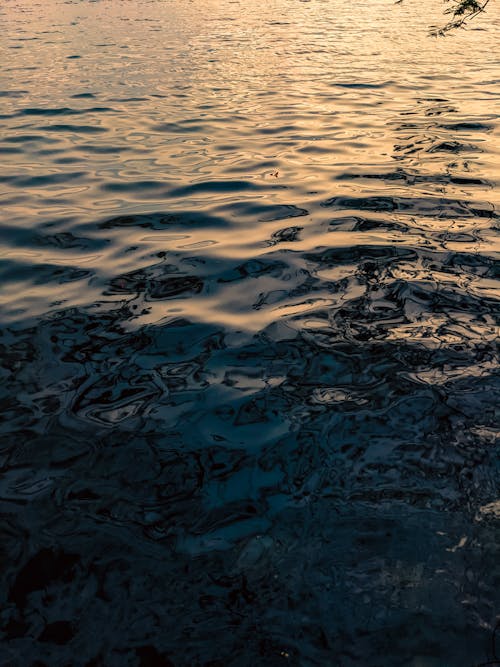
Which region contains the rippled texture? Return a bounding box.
[0,0,499,664]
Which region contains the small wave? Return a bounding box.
[169,180,265,197]
[321,194,497,219]
[37,123,108,133]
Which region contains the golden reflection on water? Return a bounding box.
[0,0,499,328]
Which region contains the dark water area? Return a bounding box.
[0,0,499,665]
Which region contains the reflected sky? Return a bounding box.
[0,0,499,324]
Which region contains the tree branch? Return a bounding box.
[397,0,491,35]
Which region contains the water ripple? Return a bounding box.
[0,0,498,664]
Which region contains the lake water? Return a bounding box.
[0,0,499,664]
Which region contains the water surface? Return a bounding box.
[0,0,499,664]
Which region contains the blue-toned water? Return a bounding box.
[0,0,499,664]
